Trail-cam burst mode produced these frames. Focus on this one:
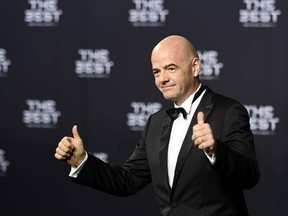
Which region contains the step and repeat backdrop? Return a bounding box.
[0,0,287,215]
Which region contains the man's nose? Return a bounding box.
[159,71,169,83]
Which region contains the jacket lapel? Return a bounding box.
[172,88,214,189]
[159,112,174,190]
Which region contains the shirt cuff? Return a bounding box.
[204,150,216,164]
[69,151,88,178]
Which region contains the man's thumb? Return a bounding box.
[72,125,81,139]
[197,112,205,124]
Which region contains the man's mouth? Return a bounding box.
[161,85,174,92]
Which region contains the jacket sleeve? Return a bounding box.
[72,119,152,197]
[211,102,260,189]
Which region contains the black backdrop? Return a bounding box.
[0,0,287,215]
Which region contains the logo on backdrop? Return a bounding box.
[93,152,109,163]
[24,0,63,27]
[198,50,223,80]
[129,0,169,27]
[245,105,280,135]
[239,0,281,27]
[0,48,11,77]
[127,102,162,131]
[75,49,114,78]
[0,149,10,177]
[23,99,61,128]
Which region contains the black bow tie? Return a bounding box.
[166,107,187,120]
[166,84,206,120]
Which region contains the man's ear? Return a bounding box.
[192,58,201,77]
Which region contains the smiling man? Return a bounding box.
[55,35,260,216]
[152,35,200,106]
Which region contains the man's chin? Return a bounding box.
[163,94,176,102]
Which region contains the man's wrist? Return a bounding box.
[75,152,88,167]
[69,152,88,178]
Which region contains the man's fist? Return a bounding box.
[54,125,86,167]
[192,112,216,156]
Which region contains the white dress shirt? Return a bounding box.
[167,85,207,187]
[70,85,215,181]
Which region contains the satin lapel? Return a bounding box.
[172,89,214,189]
[159,112,174,189]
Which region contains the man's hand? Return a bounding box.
[192,112,216,156]
[55,125,86,167]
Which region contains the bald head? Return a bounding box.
[151,35,201,105]
[151,35,198,62]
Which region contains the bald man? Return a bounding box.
[55,35,260,216]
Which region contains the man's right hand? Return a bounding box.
[55,125,86,167]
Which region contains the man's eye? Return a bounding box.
[153,71,160,76]
[168,67,175,72]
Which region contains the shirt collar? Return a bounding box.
[174,84,202,114]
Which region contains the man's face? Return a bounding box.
[151,47,200,105]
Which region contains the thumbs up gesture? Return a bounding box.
[55,125,86,167]
[192,112,216,156]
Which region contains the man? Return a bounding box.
[55,35,260,216]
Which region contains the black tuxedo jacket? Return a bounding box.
[73,87,260,216]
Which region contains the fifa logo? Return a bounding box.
[0,149,10,177]
[198,50,223,80]
[129,0,169,27]
[239,0,281,27]
[23,99,61,128]
[0,48,11,77]
[75,49,114,78]
[245,105,280,135]
[127,102,162,131]
[25,0,63,26]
